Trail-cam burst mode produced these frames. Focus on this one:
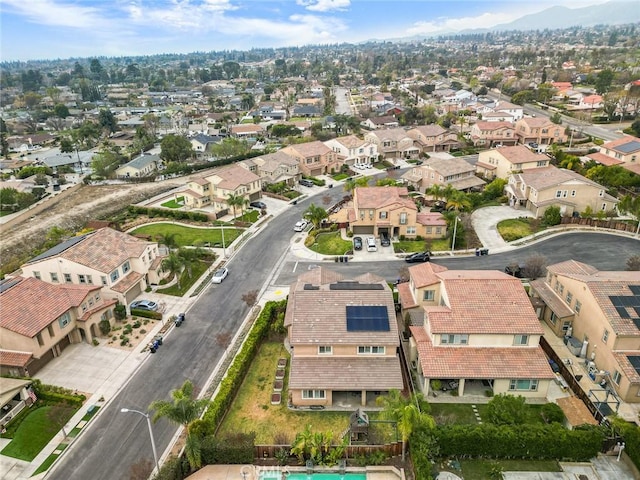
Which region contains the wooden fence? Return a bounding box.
[255,442,402,460]
[559,216,637,233]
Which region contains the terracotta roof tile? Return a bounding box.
[409,262,448,289]
[398,282,418,309]
[353,186,415,210]
[285,140,331,157]
[0,349,33,367]
[586,152,623,166]
[111,271,143,294]
[547,260,599,276]
[613,351,640,383]
[529,279,574,318]
[207,163,261,191]
[416,212,447,226]
[494,145,547,164]
[602,135,640,152]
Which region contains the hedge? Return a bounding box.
[127,205,210,222]
[433,423,604,461]
[130,308,163,320]
[202,299,287,432]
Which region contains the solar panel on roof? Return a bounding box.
[628,356,640,375]
[346,305,390,332]
[615,141,640,154]
[330,282,384,291]
[28,234,89,263]
[634,318,640,330]
[0,278,21,294]
[303,284,320,290]
[615,306,630,318]
[629,285,640,295]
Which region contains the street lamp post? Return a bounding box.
[120,408,159,473]
[221,227,226,258]
[450,216,459,254]
[617,442,625,461]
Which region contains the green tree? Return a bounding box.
[149,380,210,471]
[486,393,527,425]
[209,137,249,159]
[550,112,562,124]
[303,203,328,229]
[445,190,472,212]
[542,205,562,226]
[53,103,70,118]
[226,193,247,219]
[161,252,185,288]
[156,232,181,251]
[160,134,193,163]
[91,149,121,178]
[291,424,315,462]
[98,108,117,134]
[482,178,507,200]
[618,194,640,237]
[595,69,615,95]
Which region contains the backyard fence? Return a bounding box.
[559,216,637,233]
[254,442,402,460]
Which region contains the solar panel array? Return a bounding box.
[346,305,390,332]
[609,288,640,330]
[628,356,640,376]
[615,141,640,154]
[330,281,384,291]
[0,278,21,294]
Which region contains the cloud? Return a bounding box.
[296,0,350,12]
[0,0,107,28]
[406,11,520,36]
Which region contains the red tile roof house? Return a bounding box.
[398,263,554,399]
[17,227,166,308]
[406,125,460,153]
[594,135,640,166]
[0,277,118,375]
[280,141,341,176]
[284,268,403,407]
[402,157,486,193]
[469,121,518,148]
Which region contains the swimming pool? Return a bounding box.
[261,474,366,480]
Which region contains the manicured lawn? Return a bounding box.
[234,210,259,223]
[430,403,546,426]
[130,223,242,247]
[394,238,451,253]
[308,231,353,255]
[32,443,68,475]
[459,459,561,479]
[0,405,77,461]
[160,196,185,208]
[497,218,545,242]
[156,259,213,296]
[218,341,350,444]
[332,173,349,181]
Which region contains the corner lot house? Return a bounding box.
[0,277,118,375]
[399,263,554,398]
[242,151,301,186]
[280,141,340,176]
[529,260,640,403]
[515,118,568,146]
[19,227,165,306]
[476,145,549,180]
[504,165,618,217]
[284,268,403,407]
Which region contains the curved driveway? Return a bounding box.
[471,205,534,252]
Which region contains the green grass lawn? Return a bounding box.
[0,405,77,461]
[332,173,349,181]
[459,459,561,479]
[394,238,451,253]
[218,341,350,444]
[308,231,353,255]
[130,223,242,247]
[160,196,184,209]
[430,402,546,426]
[497,218,546,242]
[234,210,259,223]
[156,259,213,296]
[32,443,69,476]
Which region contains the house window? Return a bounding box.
[602,329,609,343]
[509,379,538,391]
[598,190,604,197]
[562,321,571,333]
[33,271,41,280]
[302,390,326,399]
[318,346,332,355]
[441,334,468,345]
[78,274,87,284]
[514,334,529,346]
[612,370,621,385]
[436,227,442,235]
[379,211,388,219]
[571,190,576,197]
[86,275,93,284]
[122,261,131,274]
[555,190,562,198]
[36,333,44,346]
[110,270,120,282]
[58,312,71,329]
[82,303,88,312]
[537,161,547,167]
[559,284,564,295]
[426,226,432,234]
[423,290,435,301]
[575,300,581,314]
[358,346,385,354]
[88,297,94,306]
[565,292,573,304]
[50,272,59,283]
[601,203,607,210]
[64,273,72,283]
[406,226,416,235]
[549,312,557,325]
[399,213,407,225]
[95,294,100,302]
[101,276,108,286]
[47,324,55,338]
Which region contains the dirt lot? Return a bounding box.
[0,180,180,274]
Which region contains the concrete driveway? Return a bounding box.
[471,205,534,252]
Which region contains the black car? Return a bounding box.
[250,201,266,209]
[405,251,430,263]
[380,231,390,247]
[353,236,363,250]
[505,264,525,278]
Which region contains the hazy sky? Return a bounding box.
[0,0,611,61]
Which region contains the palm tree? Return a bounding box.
[304,203,328,229]
[291,424,314,462]
[427,184,445,203]
[157,232,180,251]
[446,190,472,212]
[149,380,209,471]
[161,252,185,287]
[226,193,246,219]
[619,194,640,237]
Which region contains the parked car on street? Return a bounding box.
[130,300,159,311]
[405,251,431,263]
[212,267,229,284]
[353,236,363,250]
[249,201,266,210]
[293,220,309,232]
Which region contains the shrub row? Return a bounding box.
[433,423,604,461]
[202,299,287,432]
[35,391,86,407]
[131,308,163,320]
[127,205,209,222]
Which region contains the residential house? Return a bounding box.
[515,118,568,146]
[480,111,515,123]
[115,153,160,179]
[402,157,485,192]
[364,128,419,161]
[399,263,554,398]
[529,260,640,403]
[476,145,550,179]
[597,136,640,165]
[407,125,460,153]
[190,134,223,158]
[324,135,378,168]
[0,350,33,378]
[504,165,619,217]
[469,121,518,148]
[0,276,118,375]
[292,105,321,118]
[280,141,340,176]
[229,124,265,139]
[361,116,399,130]
[493,101,524,121]
[19,227,165,306]
[242,151,301,186]
[182,163,262,214]
[284,267,403,407]
[579,94,603,110]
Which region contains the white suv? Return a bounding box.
[366,236,377,252]
[293,220,309,232]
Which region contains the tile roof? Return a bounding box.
[556,396,599,427]
[423,157,475,176]
[0,277,99,337]
[285,140,331,157]
[602,135,640,152]
[529,279,575,318]
[353,186,415,210]
[111,271,143,294]
[409,262,448,289]
[397,282,418,309]
[334,135,368,149]
[367,127,411,142]
[288,356,403,390]
[587,152,624,166]
[412,331,554,379]
[409,125,447,138]
[547,260,599,276]
[517,166,607,192]
[57,228,152,274]
[518,117,554,129]
[613,351,640,383]
[416,212,447,226]
[474,121,515,131]
[207,163,261,190]
[449,176,487,190]
[494,145,547,164]
[0,349,33,367]
[230,124,264,134]
[495,101,522,111]
[253,151,299,167]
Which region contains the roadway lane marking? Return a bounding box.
[293,261,298,272]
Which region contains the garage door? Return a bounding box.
[353,226,374,235]
[125,281,143,305]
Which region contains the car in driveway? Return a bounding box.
[130,299,159,311]
[299,179,314,187]
[293,219,309,232]
[353,236,363,250]
[380,231,390,247]
[211,267,229,284]
[405,251,431,263]
[366,236,377,252]
[249,201,266,210]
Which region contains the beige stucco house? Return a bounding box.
[402,157,486,192]
[476,145,550,180]
[469,121,518,148]
[364,128,419,160]
[280,141,340,176]
[504,165,619,217]
[115,153,160,179]
[241,151,301,186]
[515,118,568,146]
[599,135,640,165]
[529,260,640,403]
[19,228,165,306]
[324,135,378,168]
[284,268,403,407]
[0,276,118,375]
[399,263,554,398]
[406,125,460,153]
